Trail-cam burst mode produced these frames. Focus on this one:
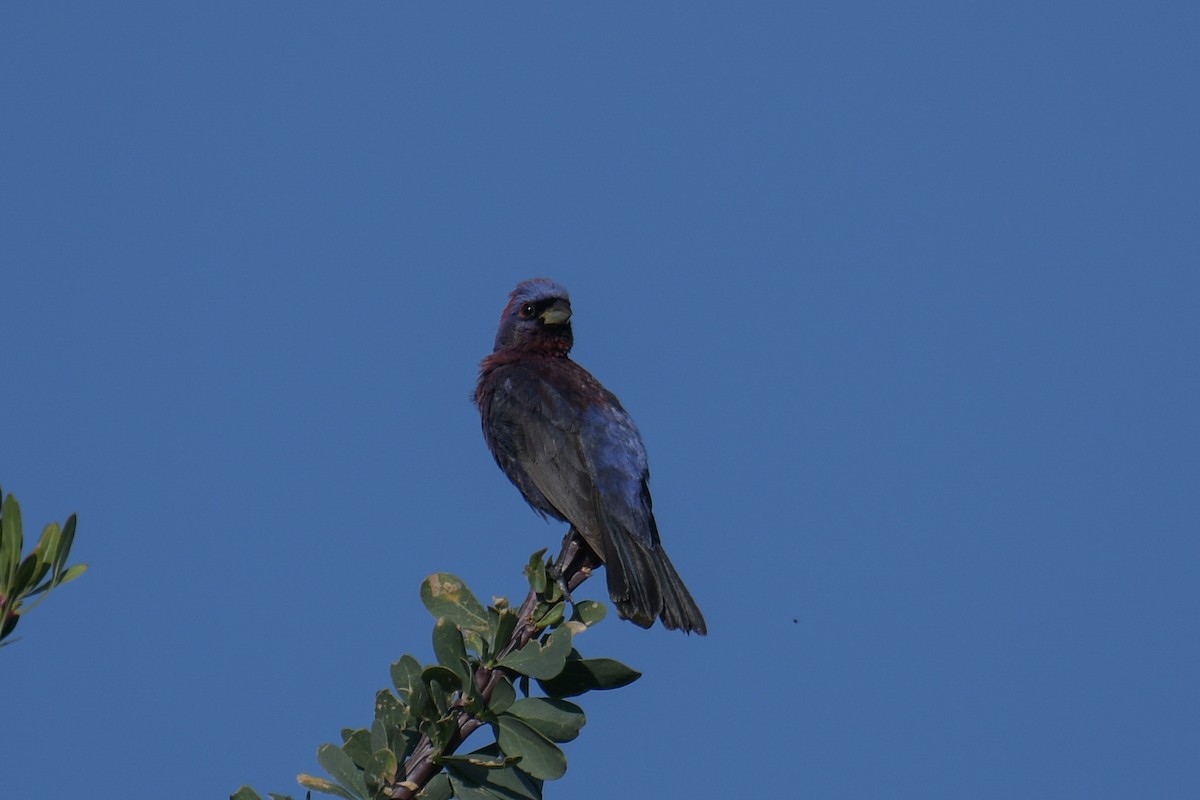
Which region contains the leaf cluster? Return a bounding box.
[0,488,87,646]
[234,551,639,800]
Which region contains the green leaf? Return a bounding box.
[374,689,407,733]
[446,777,495,800]
[12,551,42,596]
[420,573,490,633]
[533,601,565,630]
[58,563,87,585]
[1,494,22,591]
[340,729,372,769]
[447,759,543,800]
[33,521,61,565]
[422,664,462,694]
[230,787,264,800]
[508,698,585,743]
[436,751,518,770]
[363,748,398,794]
[417,772,452,800]
[297,773,355,800]
[496,626,572,680]
[432,618,470,683]
[536,656,641,698]
[524,549,548,593]
[391,655,429,718]
[496,714,567,781]
[462,627,488,661]
[570,600,606,627]
[423,674,457,718]
[391,655,424,696]
[478,764,543,800]
[1,612,18,642]
[28,563,87,601]
[369,719,388,754]
[488,676,516,715]
[316,742,368,800]
[490,608,519,658]
[53,513,77,582]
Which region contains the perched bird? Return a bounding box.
[474,278,707,634]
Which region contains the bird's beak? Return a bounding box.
[540,300,572,326]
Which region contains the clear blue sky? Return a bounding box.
[4,3,1197,798]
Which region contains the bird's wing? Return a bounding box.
[484,362,603,532]
[577,402,659,549]
[576,399,670,626]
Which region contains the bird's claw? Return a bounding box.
[546,559,576,610]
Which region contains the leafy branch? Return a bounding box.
[235,538,638,800]
[0,488,88,647]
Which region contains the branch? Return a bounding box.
[388,535,598,799]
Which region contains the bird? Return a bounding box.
[474,278,707,635]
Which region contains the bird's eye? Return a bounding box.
[519,303,536,319]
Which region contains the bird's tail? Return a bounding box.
[604,526,707,635]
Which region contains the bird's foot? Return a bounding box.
[546,529,602,620]
[546,556,576,609]
[554,572,576,612]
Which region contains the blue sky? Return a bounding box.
[4,3,1197,798]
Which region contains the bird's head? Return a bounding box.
[493,278,574,355]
